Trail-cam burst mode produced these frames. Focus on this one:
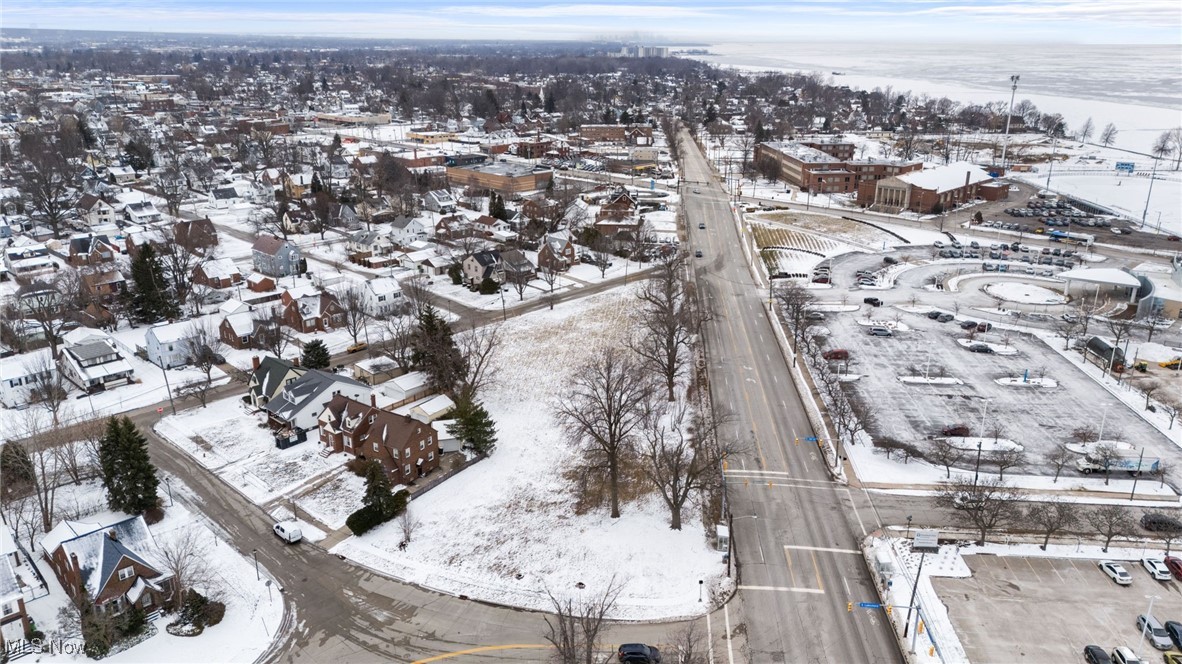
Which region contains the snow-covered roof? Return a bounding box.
[896,162,993,193]
[146,320,191,345]
[1057,267,1141,288]
[202,257,241,281]
[45,516,170,600]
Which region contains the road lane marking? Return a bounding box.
[784,548,799,586]
[724,603,735,664]
[738,585,825,594]
[706,610,715,664]
[810,550,825,593]
[764,482,840,491]
[844,487,868,537]
[411,645,550,663]
[784,544,861,555]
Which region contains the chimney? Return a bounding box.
[252,355,260,371]
[370,393,377,408]
[292,357,300,367]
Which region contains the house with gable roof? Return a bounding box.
[40,516,175,617]
[246,355,306,410]
[251,235,303,278]
[538,234,577,272]
[318,394,441,482]
[265,370,372,432]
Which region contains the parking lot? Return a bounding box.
[810,282,1182,478]
[934,554,1182,663]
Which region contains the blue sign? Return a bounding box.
[805,436,818,442]
[1115,161,1135,173]
[650,179,656,190]
[858,602,882,609]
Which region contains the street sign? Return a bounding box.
[857,602,881,609]
[805,436,818,442]
[1115,161,1135,173]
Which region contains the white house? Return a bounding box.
[265,370,372,432]
[424,190,457,214]
[364,276,404,317]
[59,329,135,392]
[0,348,56,408]
[144,321,195,369]
[380,370,429,407]
[388,216,432,247]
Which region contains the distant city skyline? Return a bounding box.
[3,0,1179,44]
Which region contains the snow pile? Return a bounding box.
[945,437,1022,453]
[331,286,727,619]
[995,376,1058,388]
[954,338,1018,355]
[898,376,964,385]
[983,282,1067,305]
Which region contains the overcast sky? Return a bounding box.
[4,0,1179,43]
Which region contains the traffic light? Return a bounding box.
[794,437,800,446]
[886,606,892,616]
[918,620,925,635]
[847,602,852,613]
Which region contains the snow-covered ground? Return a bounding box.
[332,285,729,619]
[16,479,283,663]
[1016,170,1182,235]
[869,537,969,664]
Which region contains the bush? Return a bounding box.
[201,600,225,627]
[345,504,386,535]
[119,605,147,638]
[345,457,370,477]
[143,505,165,525]
[478,277,499,295]
[447,263,463,285]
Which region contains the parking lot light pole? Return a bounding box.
[973,441,984,486]
[906,515,913,539]
[903,551,927,640]
[1000,75,1020,169]
[1137,595,1159,658]
[1098,403,1112,442]
[1129,448,1145,500]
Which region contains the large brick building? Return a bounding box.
[445,162,553,195]
[856,162,1007,214]
[318,394,442,483]
[577,124,653,145]
[754,141,923,195]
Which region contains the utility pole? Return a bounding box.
[1141,157,1158,229]
[1045,133,1058,192]
[999,76,1019,168]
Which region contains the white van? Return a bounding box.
[273,522,302,544]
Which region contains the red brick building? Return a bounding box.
[754,141,923,195]
[318,395,442,483]
[856,162,1007,214]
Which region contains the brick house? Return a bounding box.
[246,273,276,293]
[318,394,441,482]
[281,292,345,334]
[40,516,175,617]
[538,234,578,272]
[67,234,120,267]
[173,218,219,255]
[81,270,127,304]
[192,258,242,289]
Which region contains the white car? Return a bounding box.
[1110,646,1144,664]
[1141,557,1172,581]
[1099,560,1133,585]
[273,521,303,544]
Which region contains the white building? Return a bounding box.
[144,321,195,369]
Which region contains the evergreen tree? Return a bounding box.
[411,305,463,394]
[362,461,396,517]
[301,339,331,370]
[129,242,177,323]
[448,399,498,456]
[99,417,160,514]
[0,441,35,494]
[123,140,154,171]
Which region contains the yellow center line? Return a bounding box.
[810,550,825,593]
[784,547,799,587]
[412,645,551,663]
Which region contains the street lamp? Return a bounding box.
[1000,75,1020,169]
[906,515,914,539]
[698,579,704,602]
[1098,403,1112,442]
[1137,595,1160,659]
[165,477,173,507]
[252,548,260,581]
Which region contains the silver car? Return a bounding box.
[1136,614,1173,650]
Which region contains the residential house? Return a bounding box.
[380,370,429,408]
[3,244,56,279]
[144,321,196,369]
[387,216,431,248]
[81,269,127,305]
[67,233,120,267]
[471,215,516,242]
[281,291,345,334]
[346,229,394,265]
[123,201,162,225]
[266,370,372,432]
[318,394,441,482]
[538,234,578,272]
[251,235,303,278]
[40,516,175,617]
[408,394,456,423]
[400,249,451,276]
[462,250,503,287]
[246,355,305,410]
[219,309,277,350]
[173,217,219,255]
[246,272,276,293]
[280,202,316,235]
[207,187,241,209]
[76,194,116,227]
[283,172,314,199]
[0,348,56,408]
[192,258,242,289]
[0,527,31,650]
[59,329,135,393]
[423,189,457,214]
[331,202,359,230]
[363,276,404,317]
[352,356,401,386]
[124,227,167,259]
[500,248,536,283]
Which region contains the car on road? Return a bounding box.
[1137,614,1174,650]
[868,326,893,337]
[883,256,899,265]
[1165,556,1182,580]
[1083,645,1112,664]
[273,521,303,544]
[933,240,945,248]
[618,643,662,663]
[345,342,369,354]
[1141,512,1182,532]
[1166,620,1182,649]
[692,188,701,194]
[806,311,826,320]
[937,313,955,322]
[968,344,995,354]
[822,349,849,360]
[927,311,942,319]
[1142,558,1172,580]
[1098,560,1133,585]
[863,297,882,307]
[1110,646,1143,664]
[694,250,703,258]
[698,222,705,229]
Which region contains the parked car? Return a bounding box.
[1083,645,1113,664]
[968,344,995,354]
[863,297,882,307]
[1165,556,1182,580]
[806,311,826,320]
[1165,620,1182,649]
[976,322,993,332]
[942,424,970,437]
[822,349,849,361]
[1141,558,1172,581]
[694,250,703,258]
[273,521,303,544]
[927,311,942,319]
[812,276,830,284]
[1164,651,1182,664]
[1137,614,1174,650]
[1099,560,1133,585]
[868,326,893,337]
[960,320,978,330]
[698,222,706,229]
[883,256,899,265]
[618,644,662,663]
[1083,645,1112,664]
[1110,646,1142,664]
[1141,513,1182,533]
[937,313,955,322]
[933,241,945,248]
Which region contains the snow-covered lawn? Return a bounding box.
[155,397,348,504]
[18,480,283,663]
[291,468,366,531]
[1014,171,1182,234]
[331,285,728,619]
[983,282,1067,305]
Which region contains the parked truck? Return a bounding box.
[1049,230,1095,246]
[1075,453,1161,475]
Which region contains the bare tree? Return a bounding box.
[1136,378,1163,411]
[664,622,709,664]
[1151,131,1174,161]
[15,126,74,239]
[401,274,432,318]
[1025,499,1079,550]
[158,235,209,315]
[180,319,227,407]
[990,448,1027,481]
[56,417,105,486]
[1099,123,1118,147]
[453,323,501,406]
[7,410,66,532]
[339,285,373,346]
[157,525,214,607]
[397,507,420,547]
[935,477,1021,544]
[1044,445,1074,483]
[1090,443,1122,486]
[378,314,416,371]
[590,236,614,279]
[1104,318,1135,354]
[1076,117,1095,143]
[632,253,703,401]
[543,577,621,664]
[508,266,532,302]
[539,263,562,310]
[253,307,291,357]
[1053,315,1084,350]
[0,494,41,552]
[556,348,654,519]
[23,350,69,426]
[20,271,81,359]
[774,282,816,349]
[1085,504,1134,552]
[927,438,965,479]
[639,398,737,530]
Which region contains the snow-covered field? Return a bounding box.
[332,285,729,619]
[1015,170,1182,235]
[17,480,283,663]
